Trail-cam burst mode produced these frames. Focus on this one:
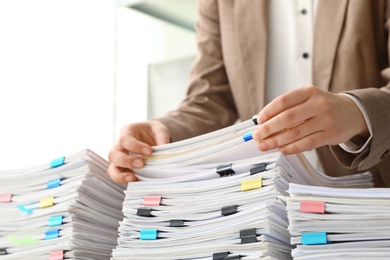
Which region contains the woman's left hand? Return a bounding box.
[252,85,369,154]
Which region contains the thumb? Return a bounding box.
[151,121,171,146]
[155,129,170,146]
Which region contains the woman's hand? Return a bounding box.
[107,120,170,184]
[252,85,369,154]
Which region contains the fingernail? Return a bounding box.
[132,159,143,168]
[141,147,150,156]
[259,142,268,151]
[252,130,261,140]
[124,175,133,182]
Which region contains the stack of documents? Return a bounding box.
[0,149,125,260]
[112,118,373,260]
[286,183,390,260]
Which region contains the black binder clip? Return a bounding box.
[252,115,258,125]
[240,228,257,244]
[217,164,235,177]
[137,208,152,217]
[213,252,241,260]
[221,205,238,216]
[250,163,267,175]
[213,251,229,260]
[169,219,184,227]
[0,248,6,255]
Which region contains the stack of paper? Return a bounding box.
[0,149,125,260]
[112,118,373,260]
[285,183,390,260]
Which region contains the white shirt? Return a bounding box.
[266,0,372,169]
[266,0,318,104]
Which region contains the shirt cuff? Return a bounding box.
[338,93,373,154]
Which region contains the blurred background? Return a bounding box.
[0,0,197,169]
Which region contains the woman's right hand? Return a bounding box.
[107,120,170,184]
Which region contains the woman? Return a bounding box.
[108,0,390,187]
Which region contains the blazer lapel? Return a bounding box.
[313,0,349,90]
[234,0,268,112]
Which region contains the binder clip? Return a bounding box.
[221,205,238,216]
[216,164,235,177]
[0,248,7,255]
[252,115,258,125]
[301,232,328,245]
[137,208,152,217]
[243,132,253,142]
[45,229,60,240]
[213,251,229,260]
[250,163,267,175]
[169,219,184,227]
[49,250,64,260]
[0,194,12,203]
[140,229,158,240]
[50,157,65,168]
[47,178,62,189]
[240,228,257,244]
[213,252,241,260]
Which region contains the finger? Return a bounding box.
[108,146,146,170]
[151,124,171,145]
[278,131,327,155]
[107,163,138,184]
[119,133,152,156]
[254,101,315,141]
[257,86,314,124]
[257,117,321,151]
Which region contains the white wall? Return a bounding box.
[0,2,196,170]
[115,7,196,132]
[0,0,117,169]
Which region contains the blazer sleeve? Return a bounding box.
[329,1,390,171]
[154,0,238,142]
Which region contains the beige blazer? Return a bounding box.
[157,0,390,187]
